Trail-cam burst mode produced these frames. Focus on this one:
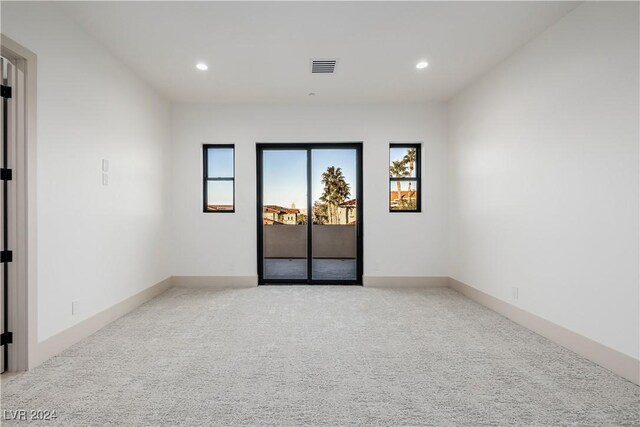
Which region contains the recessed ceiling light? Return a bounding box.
[196,63,208,71]
[416,61,429,69]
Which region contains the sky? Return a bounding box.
[207,148,235,205]
[208,148,234,177]
[262,149,357,209]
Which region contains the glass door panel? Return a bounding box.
[311,149,358,281]
[261,150,308,280]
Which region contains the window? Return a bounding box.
[389,143,421,212]
[203,144,235,212]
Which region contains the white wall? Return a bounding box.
[3,0,637,366]
[1,2,171,341]
[170,104,448,278]
[448,2,639,358]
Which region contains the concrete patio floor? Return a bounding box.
[264,258,357,281]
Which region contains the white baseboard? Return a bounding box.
[35,277,173,368]
[172,275,258,288]
[363,276,448,287]
[172,275,446,288]
[448,277,640,385]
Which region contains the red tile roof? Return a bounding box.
[390,191,416,201]
[339,199,357,207]
[263,205,300,214]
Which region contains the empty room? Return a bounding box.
[0,1,638,425]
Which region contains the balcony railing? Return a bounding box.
[263,224,356,259]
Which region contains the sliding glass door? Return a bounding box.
[257,143,362,285]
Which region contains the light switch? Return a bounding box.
[102,173,109,186]
[102,159,109,172]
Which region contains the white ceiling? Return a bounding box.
[59,1,579,104]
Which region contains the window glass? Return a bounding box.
[207,148,234,178]
[389,144,421,212]
[204,145,235,212]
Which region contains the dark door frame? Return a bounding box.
[1,57,10,372]
[256,142,363,286]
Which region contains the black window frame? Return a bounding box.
[203,144,235,213]
[389,142,422,213]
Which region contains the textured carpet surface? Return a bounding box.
[1,287,638,426]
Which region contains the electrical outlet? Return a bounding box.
[512,287,519,300]
[72,299,80,316]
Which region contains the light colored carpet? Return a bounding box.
[1,287,638,426]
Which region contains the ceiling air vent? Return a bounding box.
[311,59,337,74]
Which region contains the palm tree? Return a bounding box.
[320,166,351,224]
[389,160,409,208]
[402,148,417,204]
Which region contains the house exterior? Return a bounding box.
[337,199,357,225]
[263,205,303,225]
[267,201,356,225]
